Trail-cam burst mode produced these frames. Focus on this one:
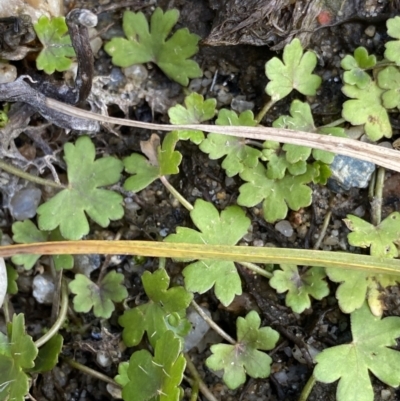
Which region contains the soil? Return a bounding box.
[2,1,400,401]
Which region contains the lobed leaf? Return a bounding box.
[265,38,321,101]
[37,136,124,240]
[165,200,250,306]
[104,8,202,86]
[269,265,329,313]
[69,271,128,318]
[314,303,400,401]
[119,269,192,348]
[206,311,279,389]
[34,16,75,74]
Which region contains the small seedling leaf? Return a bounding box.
[378,66,400,109]
[342,81,392,140]
[69,271,128,318]
[199,109,261,177]
[206,311,279,389]
[34,16,75,74]
[11,220,73,270]
[122,331,185,401]
[385,16,400,65]
[30,334,63,373]
[165,199,250,306]
[326,268,398,316]
[238,163,316,223]
[115,361,130,387]
[269,265,329,313]
[265,38,321,101]
[314,302,400,401]
[37,136,124,240]
[104,8,202,86]
[344,212,400,258]
[119,269,192,347]
[124,132,182,192]
[0,314,38,401]
[341,47,375,89]
[168,93,216,143]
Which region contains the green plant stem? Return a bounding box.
[160,175,193,211]
[191,300,236,344]
[34,279,68,348]
[255,99,276,123]
[298,374,316,401]
[372,166,385,226]
[239,261,272,278]
[189,375,199,401]
[313,211,332,250]
[64,357,121,387]
[184,353,218,401]
[0,159,64,189]
[318,118,345,128]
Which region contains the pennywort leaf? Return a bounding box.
[119,269,192,348]
[37,136,124,240]
[265,38,321,101]
[206,311,279,389]
[314,303,400,401]
[165,200,250,306]
[69,271,128,318]
[34,16,75,74]
[104,8,202,86]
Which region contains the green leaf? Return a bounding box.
[168,93,216,143]
[122,331,185,401]
[262,141,307,180]
[344,212,400,258]
[0,258,6,310]
[199,109,261,177]
[30,334,63,373]
[269,265,329,313]
[119,269,192,348]
[115,361,130,387]
[206,311,279,390]
[6,264,18,295]
[265,38,321,101]
[377,66,400,109]
[34,16,75,74]
[0,314,38,401]
[342,80,392,140]
[104,8,202,86]
[69,271,128,318]
[314,302,400,401]
[37,136,124,240]
[325,268,398,315]
[312,127,347,164]
[385,16,400,65]
[341,47,375,89]
[11,220,73,270]
[165,200,250,306]
[238,163,316,223]
[124,132,182,192]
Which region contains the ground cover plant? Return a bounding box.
[1,4,400,401]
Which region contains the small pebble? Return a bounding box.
[184,306,211,352]
[231,96,255,113]
[0,62,17,83]
[32,274,54,304]
[123,64,148,85]
[275,220,294,237]
[10,187,42,220]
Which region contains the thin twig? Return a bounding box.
[45,97,400,173]
[191,300,236,345]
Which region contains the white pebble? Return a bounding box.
[275,220,294,237]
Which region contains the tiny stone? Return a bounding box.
[380,389,391,401]
[0,62,17,83]
[364,25,376,37]
[10,187,42,220]
[96,350,112,368]
[231,96,255,113]
[275,220,294,237]
[122,64,148,85]
[32,274,54,304]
